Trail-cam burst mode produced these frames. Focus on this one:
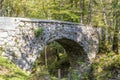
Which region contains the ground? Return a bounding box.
[0,49,120,80]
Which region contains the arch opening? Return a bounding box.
[55,38,87,60]
[32,38,88,79]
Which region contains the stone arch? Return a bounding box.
[34,37,89,78]
[0,17,99,72]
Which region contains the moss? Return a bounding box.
[34,27,43,37]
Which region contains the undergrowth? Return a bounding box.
[0,50,29,80]
[0,49,120,80]
[91,52,120,80]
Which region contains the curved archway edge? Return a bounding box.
[0,17,99,71]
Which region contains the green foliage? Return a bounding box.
[83,73,89,80]
[91,52,120,80]
[1,0,120,79]
[70,70,80,80]
[34,27,43,37]
[0,50,29,80]
[30,41,70,79]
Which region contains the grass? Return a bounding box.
[91,52,120,80]
[0,50,29,80]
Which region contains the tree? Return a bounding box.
[88,0,92,24]
[0,0,4,16]
[112,0,120,53]
[80,0,85,24]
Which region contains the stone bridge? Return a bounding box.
[0,17,100,71]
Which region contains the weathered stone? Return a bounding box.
[0,17,100,72]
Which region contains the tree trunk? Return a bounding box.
[80,0,84,24]
[58,69,61,80]
[88,0,92,24]
[45,46,48,67]
[100,0,108,26]
[112,11,119,53]
[0,0,4,16]
[112,0,119,54]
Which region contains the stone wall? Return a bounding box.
[0,17,99,71]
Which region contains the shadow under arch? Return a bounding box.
[45,38,88,75]
[32,37,91,79]
[54,38,88,67]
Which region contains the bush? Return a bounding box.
[34,27,43,37]
[91,52,120,80]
